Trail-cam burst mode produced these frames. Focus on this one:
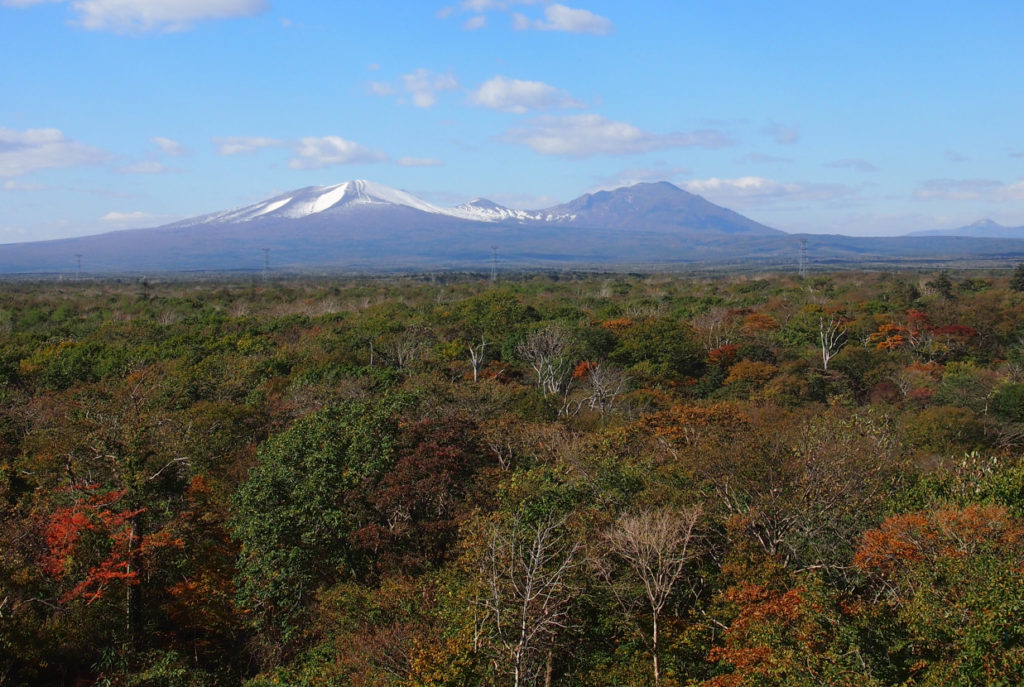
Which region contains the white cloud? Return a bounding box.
[397,157,444,167]
[151,136,185,156]
[212,134,387,168]
[0,127,109,178]
[101,210,154,223]
[71,0,268,33]
[463,14,486,29]
[683,176,853,206]
[825,158,877,172]
[288,136,387,169]
[213,136,285,156]
[470,75,582,113]
[401,68,460,108]
[513,4,611,34]
[6,0,268,32]
[501,114,731,157]
[763,122,800,145]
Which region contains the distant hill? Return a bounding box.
[908,219,1024,239]
[3,180,1024,273]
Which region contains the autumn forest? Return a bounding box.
[3,269,1024,686]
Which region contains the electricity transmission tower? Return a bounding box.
[490,245,498,283]
[798,239,808,278]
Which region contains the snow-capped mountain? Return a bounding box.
[170,179,452,226]
[4,179,1024,273]
[165,179,781,235]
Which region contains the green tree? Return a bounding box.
[1011,263,1024,292]
[231,398,403,655]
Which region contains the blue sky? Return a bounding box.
[2,0,1024,242]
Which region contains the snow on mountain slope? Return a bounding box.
[172,180,452,227]
[162,179,776,236]
[445,198,569,223]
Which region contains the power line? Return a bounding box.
[490,245,498,283]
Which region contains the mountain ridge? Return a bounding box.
[908,218,1024,239]
[3,180,1024,273]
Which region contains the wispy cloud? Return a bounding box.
[739,153,793,164]
[470,75,582,113]
[213,136,285,156]
[913,178,1024,201]
[440,1,611,34]
[763,122,800,145]
[593,165,691,190]
[101,210,156,224]
[5,0,268,33]
[825,158,877,172]
[944,150,969,163]
[288,136,388,169]
[501,114,731,157]
[118,160,177,174]
[0,127,109,178]
[366,81,395,97]
[397,156,444,167]
[400,68,460,107]
[151,136,186,156]
[683,176,854,206]
[3,180,48,191]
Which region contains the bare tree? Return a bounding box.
[479,512,583,687]
[563,361,630,418]
[597,506,702,685]
[468,336,488,383]
[376,326,432,369]
[583,361,629,415]
[819,314,847,371]
[516,325,573,397]
[692,307,737,352]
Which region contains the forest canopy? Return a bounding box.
[2,269,1024,686]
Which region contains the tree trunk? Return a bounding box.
[652,611,660,684]
[125,512,142,651]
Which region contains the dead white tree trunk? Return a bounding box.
[819,315,847,371]
[468,336,488,382]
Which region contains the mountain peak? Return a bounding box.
[536,180,781,236]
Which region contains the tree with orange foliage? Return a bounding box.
[705,578,877,687]
[854,504,1024,685]
[42,484,180,604]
